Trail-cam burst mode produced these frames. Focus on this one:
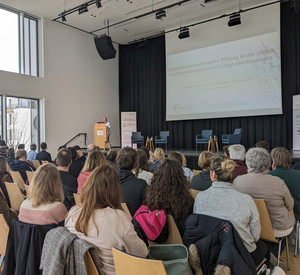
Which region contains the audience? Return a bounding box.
[68,146,86,178]
[194,155,269,266]
[6,147,15,165]
[228,144,247,178]
[106,150,118,170]
[27,143,37,163]
[10,149,35,182]
[116,147,148,216]
[145,158,193,235]
[132,149,153,185]
[190,151,214,191]
[234,148,295,257]
[168,151,193,181]
[179,152,194,181]
[0,156,13,207]
[18,163,67,225]
[17,144,25,150]
[36,142,52,163]
[269,147,300,221]
[56,148,78,210]
[0,146,7,157]
[65,165,148,275]
[149,147,165,172]
[77,150,107,194]
[223,145,230,157]
[86,143,100,154]
[255,140,270,152]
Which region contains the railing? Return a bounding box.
[63,133,87,148]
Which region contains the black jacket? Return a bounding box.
[183,214,257,275]
[3,219,59,275]
[190,170,212,191]
[69,156,86,178]
[59,171,78,210]
[9,160,35,182]
[117,170,147,217]
[36,150,52,163]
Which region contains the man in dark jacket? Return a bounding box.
[56,148,77,210]
[116,147,147,217]
[36,142,52,163]
[10,149,35,182]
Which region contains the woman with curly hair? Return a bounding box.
[145,158,194,235]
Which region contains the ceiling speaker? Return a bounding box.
[94,35,116,60]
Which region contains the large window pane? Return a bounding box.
[6,96,39,150]
[0,8,19,73]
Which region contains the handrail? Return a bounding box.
[63,133,87,148]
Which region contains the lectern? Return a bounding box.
[94,123,109,149]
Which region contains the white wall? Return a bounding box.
[0,18,119,156]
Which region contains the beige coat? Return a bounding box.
[234,173,295,231]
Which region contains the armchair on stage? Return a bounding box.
[195,130,213,150]
[131,132,144,147]
[221,128,242,145]
[155,131,169,150]
[94,122,111,149]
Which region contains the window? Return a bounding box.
[6,96,40,150]
[0,6,39,76]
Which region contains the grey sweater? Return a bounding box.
[193,181,260,253]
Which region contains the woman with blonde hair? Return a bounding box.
[65,165,147,275]
[77,150,107,194]
[194,156,268,266]
[150,148,165,172]
[18,163,67,225]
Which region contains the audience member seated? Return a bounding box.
[106,150,118,170]
[180,152,194,181]
[56,148,78,210]
[86,143,100,154]
[132,149,153,185]
[6,147,15,165]
[10,149,35,182]
[0,139,6,146]
[255,140,270,152]
[149,147,165,172]
[168,151,193,181]
[223,145,230,157]
[194,156,269,266]
[77,150,107,194]
[0,188,17,225]
[234,147,295,256]
[18,163,67,225]
[65,165,148,275]
[36,142,52,163]
[17,143,25,150]
[145,158,194,235]
[0,146,7,157]
[27,143,37,163]
[68,146,86,178]
[269,147,300,221]
[116,147,148,216]
[0,156,13,207]
[190,151,214,191]
[228,144,247,178]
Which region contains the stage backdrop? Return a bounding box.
[119,2,300,150]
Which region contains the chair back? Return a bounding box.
[112,247,167,275]
[73,193,81,205]
[32,160,41,169]
[10,170,26,190]
[132,132,142,140]
[160,131,169,139]
[254,199,277,242]
[202,130,213,139]
[86,251,99,275]
[234,128,242,135]
[121,203,132,219]
[190,189,201,200]
[192,169,201,176]
[0,214,9,256]
[26,171,35,184]
[5,182,25,211]
[25,184,30,197]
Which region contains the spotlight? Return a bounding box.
[61,13,66,22]
[78,4,88,15]
[228,13,241,27]
[96,0,102,8]
[178,27,190,39]
[156,10,166,20]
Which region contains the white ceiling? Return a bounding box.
[0,0,277,44]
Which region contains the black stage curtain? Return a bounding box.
[119,2,300,150]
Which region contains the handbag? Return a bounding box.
[148,244,193,275]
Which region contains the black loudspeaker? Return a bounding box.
[94,35,116,60]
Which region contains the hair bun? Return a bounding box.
[221,159,236,173]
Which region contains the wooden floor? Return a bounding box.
[280,238,300,275]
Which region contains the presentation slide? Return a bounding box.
[166,31,282,121]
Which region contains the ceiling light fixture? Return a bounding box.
[61,13,67,22]
[228,12,241,27]
[96,0,102,8]
[156,10,166,20]
[78,4,88,15]
[178,27,190,39]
